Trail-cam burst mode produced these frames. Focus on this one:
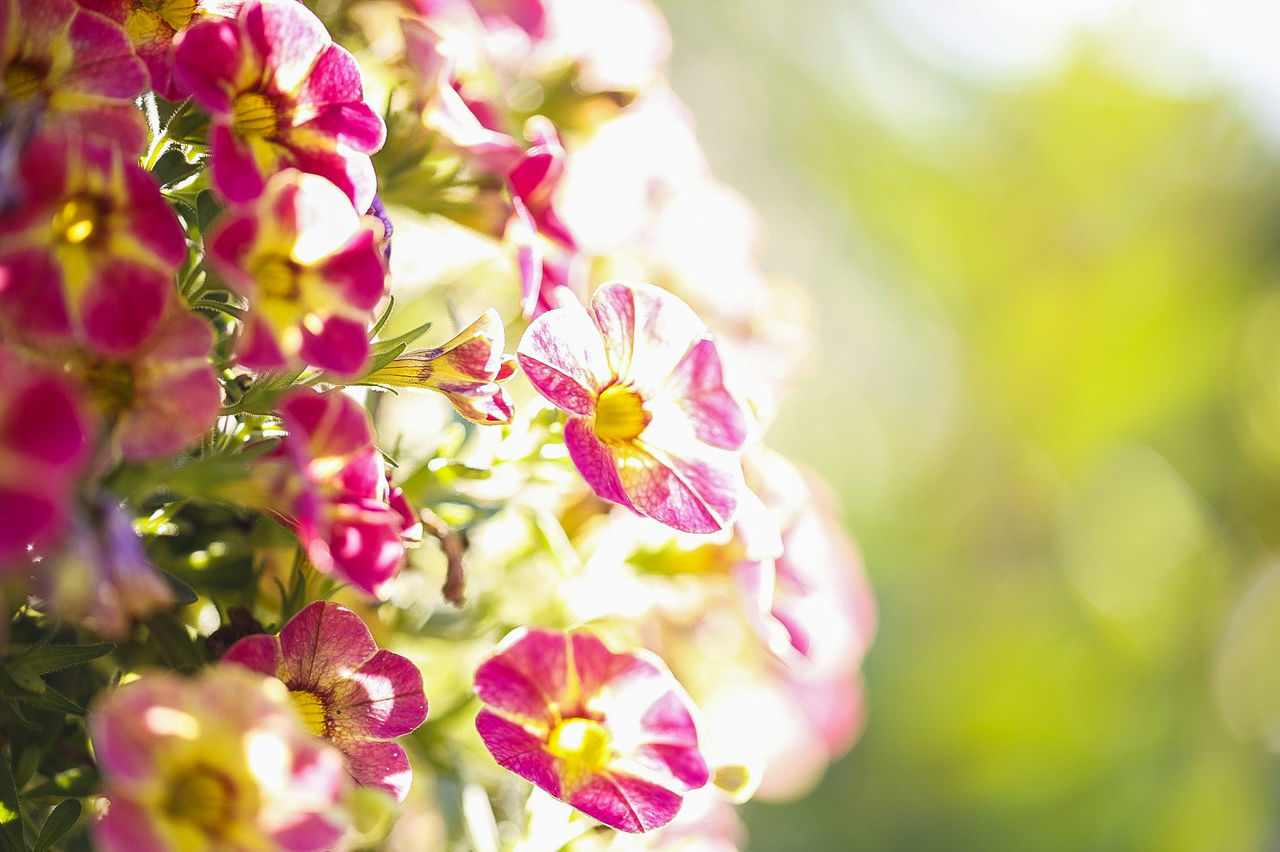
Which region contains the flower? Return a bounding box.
[0,344,88,563]
[89,666,350,852]
[206,170,388,376]
[271,387,417,598]
[0,130,187,355]
[0,0,148,155]
[516,280,748,533]
[474,627,710,833]
[222,600,428,801]
[173,0,386,209]
[366,308,517,424]
[76,305,222,461]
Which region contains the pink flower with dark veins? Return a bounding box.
[474,627,709,833]
[173,0,386,209]
[222,600,428,802]
[517,281,748,533]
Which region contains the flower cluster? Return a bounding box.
[0,0,872,849]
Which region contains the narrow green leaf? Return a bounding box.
[160,569,199,606]
[19,643,114,675]
[15,686,86,717]
[0,749,25,852]
[33,799,81,852]
[22,769,98,801]
[373,319,432,354]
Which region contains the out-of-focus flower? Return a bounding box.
[0,131,186,355]
[0,344,88,563]
[78,0,242,100]
[173,0,386,210]
[42,498,174,638]
[0,0,148,154]
[89,666,350,851]
[206,170,388,376]
[222,600,428,801]
[77,306,222,461]
[366,308,516,424]
[271,388,416,599]
[474,626,709,833]
[517,281,748,534]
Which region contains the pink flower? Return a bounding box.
[366,308,517,424]
[222,601,428,802]
[272,388,416,599]
[0,344,88,563]
[0,131,187,355]
[90,666,350,852]
[206,170,388,376]
[173,0,386,210]
[77,305,222,461]
[0,0,148,155]
[517,281,748,533]
[77,0,243,101]
[474,627,709,833]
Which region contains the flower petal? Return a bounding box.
[328,648,427,740]
[517,302,610,416]
[475,709,561,796]
[278,601,377,691]
[340,738,413,802]
[565,770,683,834]
[563,418,636,512]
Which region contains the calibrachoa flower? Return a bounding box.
[0,0,148,155]
[78,306,222,461]
[90,666,350,852]
[222,600,428,801]
[474,627,710,833]
[272,387,416,598]
[366,308,517,424]
[173,0,386,209]
[206,170,388,376]
[0,131,186,354]
[517,281,748,534]
[0,344,87,563]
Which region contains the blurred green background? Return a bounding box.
[655,1,1280,849]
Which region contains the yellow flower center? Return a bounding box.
[289,690,328,737]
[547,717,612,772]
[593,384,650,442]
[159,0,197,30]
[84,359,135,417]
[164,766,233,832]
[232,92,279,139]
[53,197,102,246]
[125,7,168,44]
[254,255,300,300]
[3,63,43,100]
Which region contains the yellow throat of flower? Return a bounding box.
[53,196,103,247]
[3,63,43,101]
[289,689,328,738]
[164,766,234,833]
[547,717,612,772]
[232,92,279,140]
[594,385,650,442]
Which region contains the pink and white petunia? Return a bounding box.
[172,0,386,209]
[206,170,388,376]
[89,666,350,852]
[474,627,710,833]
[516,281,748,534]
[222,601,428,802]
[0,344,88,564]
[0,0,148,155]
[0,131,187,355]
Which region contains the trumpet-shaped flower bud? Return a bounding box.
[223,601,428,801]
[173,0,386,210]
[366,309,516,424]
[474,627,709,833]
[517,281,748,533]
[89,666,350,852]
[207,170,388,376]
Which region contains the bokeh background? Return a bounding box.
[653,1,1280,849]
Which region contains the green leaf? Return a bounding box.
[373,319,432,354]
[22,769,98,801]
[160,569,199,606]
[33,799,81,852]
[14,686,86,717]
[18,643,114,675]
[0,749,25,852]
[152,148,205,188]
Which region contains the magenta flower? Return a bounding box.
[206,170,388,376]
[271,388,416,598]
[474,627,710,833]
[90,666,350,852]
[0,0,148,155]
[517,281,748,533]
[0,131,186,355]
[222,601,428,801]
[366,308,517,424]
[0,344,88,564]
[173,0,386,210]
